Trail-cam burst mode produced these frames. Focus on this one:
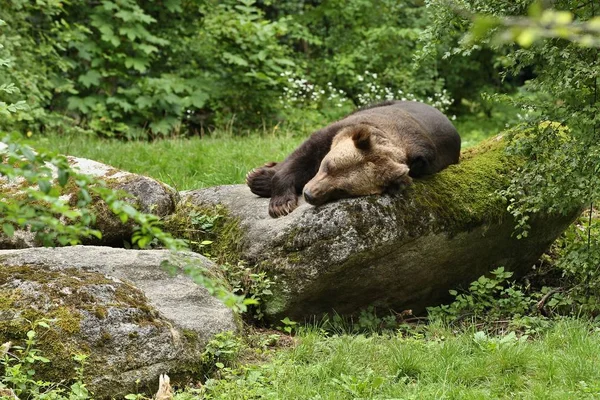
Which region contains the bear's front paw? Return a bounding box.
[246,162,278,197]
[269,192,298,218]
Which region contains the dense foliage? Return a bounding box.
[425,0,600,314]
[0,0,512,138]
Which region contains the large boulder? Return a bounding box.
[166,137,578,321]
[0,152,178,249]
[0,246,238,398]
[69,157,179,245]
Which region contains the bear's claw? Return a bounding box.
[246,162,279,198]
[269,193,298,218]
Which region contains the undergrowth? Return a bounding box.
[0,319,91,399]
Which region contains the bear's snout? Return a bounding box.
[303,188,318,205]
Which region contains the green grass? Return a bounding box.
[196,319,600,400]
[36,130,305,190]
[453,102,521,149]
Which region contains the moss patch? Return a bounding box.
[164,203,245,264]
[0,287,85,383]
[0,263,169,389]
[407,135,512,234]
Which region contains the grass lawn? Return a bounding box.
[36,130,304,191]
[195,319,600,399]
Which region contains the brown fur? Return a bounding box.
[246,101,461,217]
[303,124,412,206]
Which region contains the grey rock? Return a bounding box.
[67,156,178,218]
[0,155,178,249]
[169,138,578,321]
[0,246,237,398]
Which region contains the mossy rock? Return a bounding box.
[167,135,579,321]
[0,246,239,398]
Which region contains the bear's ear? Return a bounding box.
[351,125,372,150]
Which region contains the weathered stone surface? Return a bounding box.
[68,156,178,218]
[0,154,178,249]
[0,246,238,398]
[168,137,578,321]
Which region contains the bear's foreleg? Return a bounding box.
[261,126,338,217]
[268,180,298,218]
[268,156,325,218]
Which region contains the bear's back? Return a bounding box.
[343,101,461,168]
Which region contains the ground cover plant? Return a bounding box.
[192,319,600,400]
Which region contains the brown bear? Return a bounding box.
[246,100,461,218]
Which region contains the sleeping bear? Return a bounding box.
[246,100,461,218]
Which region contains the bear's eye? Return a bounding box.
[322,161,332,173]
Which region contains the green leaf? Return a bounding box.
[38,180,51,194]
[2,223,15,237]
[471,15,501,41]
[137,43,159,55]
[57,168,70,186]
[528,1,543,18]
[515,28,537,47]
[222,52,249,66]
[125,57,148,73]
[78,70,102,88]
[135,96,154,109]
[21,146,36,161]
[189,91,209,108]
[136,236,150,248]
[98,25,121,47]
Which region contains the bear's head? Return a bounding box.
[303,124,412,206]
